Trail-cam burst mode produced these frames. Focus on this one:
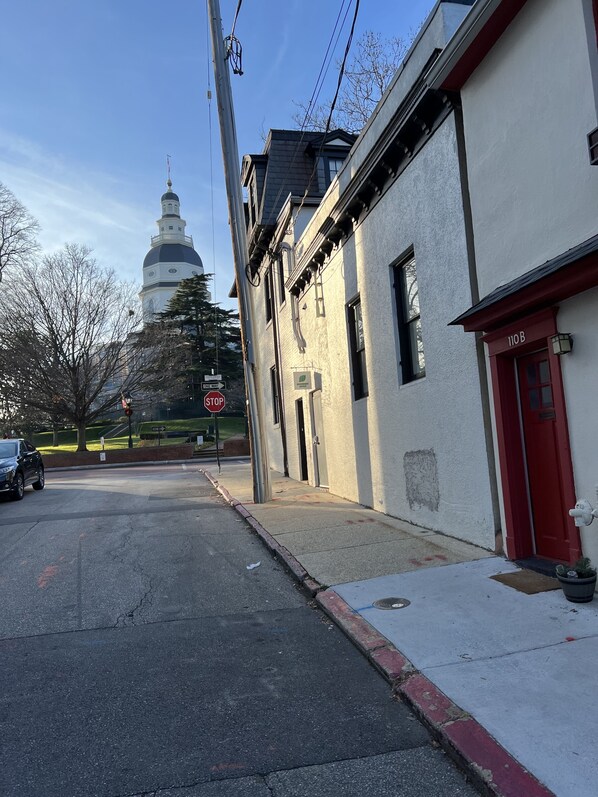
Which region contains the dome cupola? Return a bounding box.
[139,172,205,320]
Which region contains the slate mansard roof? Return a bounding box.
[143,243,203,269]
[242,129,357,231]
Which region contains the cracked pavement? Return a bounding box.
[0,464,479,797]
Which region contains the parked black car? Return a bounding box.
[0,438,45,500]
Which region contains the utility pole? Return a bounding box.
[207,0,271,503]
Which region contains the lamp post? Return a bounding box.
[122,393,133,449]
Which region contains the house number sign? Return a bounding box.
[507,331,526,347]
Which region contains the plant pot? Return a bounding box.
[556,573,597,603]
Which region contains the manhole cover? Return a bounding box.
[373,597,411,610]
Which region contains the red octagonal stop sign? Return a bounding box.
[204,390,226,413]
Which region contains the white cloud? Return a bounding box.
[0,129,152,287]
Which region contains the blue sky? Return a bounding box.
[1,0,435,309]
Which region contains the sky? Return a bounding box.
[1,0,436,310]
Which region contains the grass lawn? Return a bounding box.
[138,416,245,436]
[34,416,246,455]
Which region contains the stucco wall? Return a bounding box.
[460,0,598,299]
[344,1,473,184]
[260,115,497,549]
[557,287,598,566]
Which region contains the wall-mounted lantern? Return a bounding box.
[551,333,573,356]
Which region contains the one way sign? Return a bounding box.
[201,381,226,390]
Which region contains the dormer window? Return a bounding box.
[248,177,258,227]
[317,154,347,191]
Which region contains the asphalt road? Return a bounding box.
[0,464,479,797]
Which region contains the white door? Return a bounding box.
[311,390,329,488]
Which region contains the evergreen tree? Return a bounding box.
[159,274,244,409]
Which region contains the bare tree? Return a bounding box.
[0,244,170,451]
[293,31,408,134]
[0,182,40,283]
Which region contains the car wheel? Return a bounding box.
[32,466,45,490]
[10,472,25,501]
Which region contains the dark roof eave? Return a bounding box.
[451,233,598,332]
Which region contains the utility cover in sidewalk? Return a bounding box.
[373,597,411,610]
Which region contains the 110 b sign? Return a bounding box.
[203,390,226,413]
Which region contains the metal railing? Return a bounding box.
[151,234,194,247]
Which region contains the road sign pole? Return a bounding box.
[215,412,221,472]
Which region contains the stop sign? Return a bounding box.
[204,390,226,413]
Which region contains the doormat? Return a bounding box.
[490,570,560,594]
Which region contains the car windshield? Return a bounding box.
[0,441,18,458]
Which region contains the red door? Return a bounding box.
[517,350,570,561]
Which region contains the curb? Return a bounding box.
[199,468,555,797]
[199,468,323,598]
[316,589,555,797]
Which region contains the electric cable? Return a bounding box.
[206,1,220,372]
[292,0,360,226]
[254,0,353,288]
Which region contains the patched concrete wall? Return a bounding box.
[404,449,440,512]
[460,0,598,300]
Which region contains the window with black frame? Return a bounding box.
[317,154,347,191]
[347,297,368,400]
[277,253,285,305]
[394,253,425,382]
[264,266,273,323]
[270,365,280,424]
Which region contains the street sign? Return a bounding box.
[203,374,222,381]
[204,390,226,413]
[152,425,166,432]
[201,381,226,390]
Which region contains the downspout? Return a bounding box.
[271,251,289,477]
[453,98,502,552]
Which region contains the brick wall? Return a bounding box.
[44,444,194,469]
[223,436,250,456]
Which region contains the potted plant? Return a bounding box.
[555,557,597,603]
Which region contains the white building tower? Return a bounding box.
[140,178,204,319]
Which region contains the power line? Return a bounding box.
[257,1,354,241]
[292,0,361,226]
[206,0,220,370]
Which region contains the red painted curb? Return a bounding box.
[400,674,468,727]
[316,590,389,654]
[303,576,323,597]
[369,646,414,684]
[398,674,554,796]
[199,468,554,797]
[442,717,555,797]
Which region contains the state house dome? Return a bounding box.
[143,243,203,269]
[139,176,205,320]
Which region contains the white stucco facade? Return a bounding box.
[248,1,499,551]
[442,0,598,566]
[460,0,598,296]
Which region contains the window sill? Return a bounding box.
[399,375,426,390]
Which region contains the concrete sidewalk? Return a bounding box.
[200,462,598,797]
